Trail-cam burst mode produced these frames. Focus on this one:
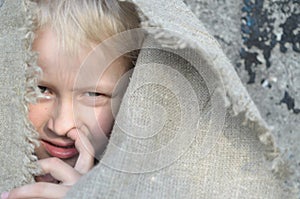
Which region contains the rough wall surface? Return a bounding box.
[184,0,300,195]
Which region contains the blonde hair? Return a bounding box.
[33,0,140,55]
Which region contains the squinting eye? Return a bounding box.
[86,92,102,97]
[80,91,110,107]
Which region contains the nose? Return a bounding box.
[47,98,77,136]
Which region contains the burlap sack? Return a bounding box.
[0,0,297,198]
[65,0,295,198]
[0,0,39,193]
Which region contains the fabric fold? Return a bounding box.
[65,6,293,197]
[0,0,296,198]
[0,0,39,193]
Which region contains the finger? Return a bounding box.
[38,158,81,185]
[7,182,69,199]
[67,129,94,174]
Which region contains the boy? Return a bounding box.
[1,0,140,198]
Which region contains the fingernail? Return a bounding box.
[1,192,9,199]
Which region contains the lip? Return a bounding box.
[41,139,79,159]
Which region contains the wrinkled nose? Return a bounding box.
[47,99,76,136]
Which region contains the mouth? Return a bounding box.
[41,139,79,159]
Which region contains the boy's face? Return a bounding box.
[30,27,130,179]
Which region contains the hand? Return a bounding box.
[3,130,95,199]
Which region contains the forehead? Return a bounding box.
[32,27,131,87]
[32,27,92,67]
[33,27,130,63]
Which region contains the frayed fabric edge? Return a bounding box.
[21,0,42,183]
[147,25,295,195]
[124,0,294,191]
[20,0,296,194]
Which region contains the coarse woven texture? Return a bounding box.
[66,37,289,198]
[0,0,295,198]
[0,0,39,193]
[66,0,295,198]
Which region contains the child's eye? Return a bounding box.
[85,92,102,97]
[37,85,54,100]
[38,85,50,94]
[80,91,110,107]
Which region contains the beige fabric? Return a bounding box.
[65,0,295,198]
[0,0,296,198]
[65,36,291,199]
[0,0,38,193]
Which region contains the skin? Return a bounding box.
[5,27,131,199]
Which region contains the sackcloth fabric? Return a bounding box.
[0,0,38,193]
[0,0,297,198]
[65,0,296,198]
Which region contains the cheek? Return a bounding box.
[77,105,114,138]
[28,103,51,132]
[99,109,114,136]
[94,106,115,137]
